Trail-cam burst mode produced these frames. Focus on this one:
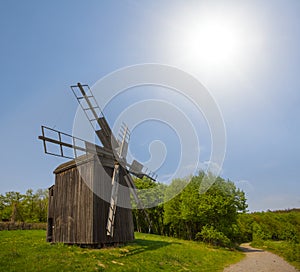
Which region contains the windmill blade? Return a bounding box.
[70,83,119,151]
[123,171,152,232]
[129,160,144,175]
[116,123,130,160]
[106,163,120,237]
[127,160,158,181]
[116,123,158,181]
[38,126,114,160]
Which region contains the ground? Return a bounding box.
[223,243,299,272]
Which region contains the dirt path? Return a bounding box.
[223,243,299,272]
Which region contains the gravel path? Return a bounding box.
[223,243,299,272]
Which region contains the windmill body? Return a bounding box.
[40,83,156,247]
[47,154,134,246]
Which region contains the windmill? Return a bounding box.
[39,83,157,246]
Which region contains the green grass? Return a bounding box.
[0,230,244,271]
[251,240,300,270]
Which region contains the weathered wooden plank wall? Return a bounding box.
[47,155,134,246]
[93,157,134,244]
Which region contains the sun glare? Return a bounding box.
[169,11,249,72]
[184,20,242,67]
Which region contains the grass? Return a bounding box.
[251,240,300,270]
[0,230,244,271]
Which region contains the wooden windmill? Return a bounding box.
[39,83,157,246]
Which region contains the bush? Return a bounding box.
[196,225,231,247]
[280,223,299,243]
[0,222,47,231]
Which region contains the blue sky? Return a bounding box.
[0,0,299,211]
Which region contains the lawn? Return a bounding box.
[0,230,244,271]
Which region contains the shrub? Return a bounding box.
[196,225,231,247]
[0,222,47,231]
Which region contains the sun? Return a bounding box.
[184,19,242,67]
[170,12,246,71]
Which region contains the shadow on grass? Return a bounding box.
[122,238,180,257]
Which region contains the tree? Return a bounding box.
[164,177,189,238]
[0,189,48,222]
[0,191,25,222]
[163,172,247,244]
[132,178,166,235]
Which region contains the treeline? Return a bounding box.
[238,209,300,244]
[238,210,300,264]
[133,172,248,247]
[133,172,300,248]
[0,189,48,223]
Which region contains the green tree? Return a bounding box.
[0,189,48,223]
[163,172,247,244]
[0,191,25,222]
[132,178,166,235]
[164,177,189,238]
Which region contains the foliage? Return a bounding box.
[131,178,166,235]
[195,225,231,247]
[163,172,247,245]
[131,172,248,247]
[237,209,300,244]
[0,189,48,222]
[237,209,300,269]
[0,222,46,231]
[0,230,244,272]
